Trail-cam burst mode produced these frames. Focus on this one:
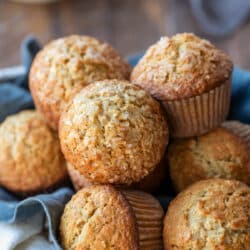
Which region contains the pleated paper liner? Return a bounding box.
[162,78,231,138]
[67,159,168,193]
[222,121,250,146]
[122,190,164,250]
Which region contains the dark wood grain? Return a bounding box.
[1,0,250,69]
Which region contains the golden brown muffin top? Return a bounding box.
[67,162,93,190]
[59,80,169,185]
[60,185,138,250]
[29,35,131,129]
[168,127,250,192]
[164,179,250,250]
[131,33,233,101]
[0,110,67,194]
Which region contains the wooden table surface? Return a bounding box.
[1,0,250,69]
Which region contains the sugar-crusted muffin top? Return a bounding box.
[60,185,138,249]
[164,179,250,250]
[168,127,250,191]
[59,79,169,185]
[29,35,131,129]
[131,33,233,100]
[0,110,67,194]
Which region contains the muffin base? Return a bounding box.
[11,175,69,198]
[68,160,167,193]
[122,190,164,250]
[162,78,231,138]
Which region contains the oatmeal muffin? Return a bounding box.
[59,79,169,185]
[132,156,167,192]
[67,163,92,190]
[131,33,233,137]
[0,110,67,196]
[168,127,250,192]
[163,179,250,250]
[60,185,164,250]
[30,35,130,130]
[67,157,167,192]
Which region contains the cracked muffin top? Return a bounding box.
[60,185,138,250]
[168,127,250,192]
[60,185,164,250]
[164,179,250,250]
[131,33,233,101]
[59,79,169,185]
[163,179,250,250]
[29,35,131,130]
[0,110,67,195]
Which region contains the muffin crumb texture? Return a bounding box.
[164,179,250,250]
[30,35,131,129]
[0,110,67,195]
[168,127,250,191]
[59,80,169,185]
[60,185,138,250]
[131,33,233,100]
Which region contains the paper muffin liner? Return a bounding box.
[67,163,92,191]
[122,190,164,250]
[162,78,231,138]
[222,121,250,146]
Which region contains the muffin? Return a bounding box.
[29,35,130,130]
[0,110,67,196]
[163,179,250,250]
[132,156,167,192]
[67,157,167,192]
[59,79,169,185]
[168,127,250,192]
[67,163,92,190]
[131,33,233,137]
[60,185,164,249]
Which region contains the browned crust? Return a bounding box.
[163,179,250,250]
[68,157,168,193]
[132,155,168,192]
[29,35,131,130]
[131,33,233,101]
[12,174,69,198]
[0,110,68,194]
[67,162,93,190]
[168,127,250,192]
[59,79,169,185]
[60,185,139,250]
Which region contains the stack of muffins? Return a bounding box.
[0,33,249,249]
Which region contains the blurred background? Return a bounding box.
[1,0,250,68]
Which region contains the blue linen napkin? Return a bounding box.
[0,188,73,249]
[1,37,250,249]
